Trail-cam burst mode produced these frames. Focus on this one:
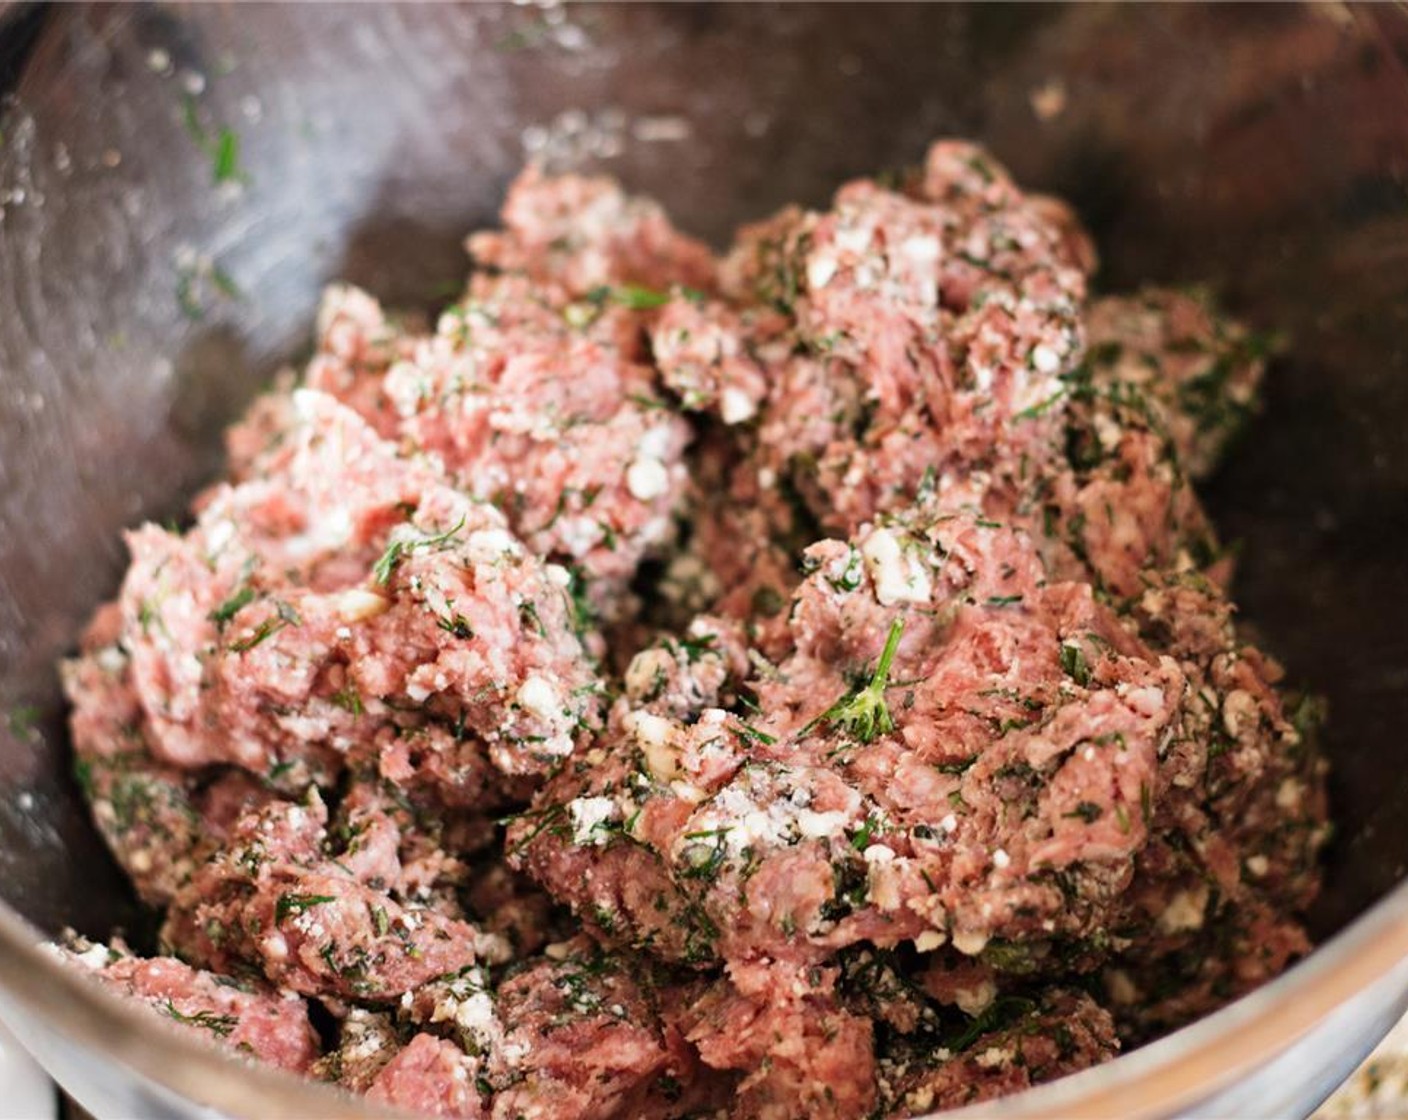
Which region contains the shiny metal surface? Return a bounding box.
[1,4,1407,1117]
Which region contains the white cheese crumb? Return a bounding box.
[866,847,902,912]
[864,844,896,864]
[1277,778,1305,810]
[807,253,839,290]
[955,979,997,1016]
[952,929,990,956]
[1106,968,1140,1005]
[626,457,670,501]
[1246,854,1270,878]
[939,813,958,834]
[628,711,681,782]
[834,226,872,255]
[568,796,618,846]
[261,932,290,962]
[1222,688,1258,737]
[72,943,111,971]
[914,930,947,953]
[796,808,851,839]
[465,528,520,564]
[96,645,128,673]
[333,588,392,623]
[720,386,758,425]
[1031,343,1062,375]
[444,991,497,1044]
[861,527,932,606]
[1157,885,1209,934]
[557,515,602,556]
[638,425,675,461]
[544,563,572,588]
[992,848,1011,870]
[517,676,560,722]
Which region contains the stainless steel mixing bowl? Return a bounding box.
[3,4,1408,1117]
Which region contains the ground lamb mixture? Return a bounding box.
[58,140,1329,1119]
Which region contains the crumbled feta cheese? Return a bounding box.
[333,588,392,623]
[1156,885,1208,934]
[899,234,941,263]
[629,711,680,782]
[807,254,839,290]
[720,386,758,425]
[1245,854,1270,878]
[1106,969,1140,1005]
[914,930,946,953]
[261,932,290,962]
[638,425,676,461]
[465,528,520,564]
[1031,343,1062,375]
[71,942,111,970]
[439,991,498,1045]
[626,457,670,501]
[865,845,902,911]
[557,516,603,556]
[568,796,618,846]
[1276,778,1305,810]
[955,979,997,1016]
[863,844,896,864]
[517,675,560,722]
[952,929,990,956]
[96,645,127,673]
[992,848,1011,870]
[861,527,932,606]
[796,808,851,839]
[834,226,872,255]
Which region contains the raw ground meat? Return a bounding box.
[58,937,320,1073]
[59,140,1327,1119]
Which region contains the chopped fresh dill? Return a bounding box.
[1059,641,1091,687]
[208,584,255,629]
[807,618,905,743]
[161,1000,239,1037]
[373,516,466,586]
[275,893,337,923]
[227,601,301,653]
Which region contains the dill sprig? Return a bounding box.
[807,618,905,743]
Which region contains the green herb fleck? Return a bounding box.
[945,995,1035,1053]
[208,584,255,629]
[807,618,905,743]
[436,613,474,640]
[611,284,671,310]
[678,829,731,881]
[275,893,337,923]
[849,816,880,851]
[373,516,466,586]
[161,1000,239,1037]
[8,704,41,739]
[330,686,364,716]
[228,601,301,653]
[211,128,245,184]
[1063,801,1103,824]
[1059,641,1091,687]
[734,720,776,747]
